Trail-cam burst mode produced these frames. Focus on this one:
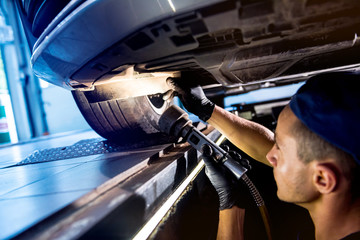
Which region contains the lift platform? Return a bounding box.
[0,126,219,239]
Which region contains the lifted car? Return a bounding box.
[16,0,360,144]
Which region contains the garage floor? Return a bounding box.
[0,130,169,239]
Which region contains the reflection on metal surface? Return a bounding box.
[167,0,176,12]
[133,160,204,240]
[94,68,175,100]
[133,131,225,240]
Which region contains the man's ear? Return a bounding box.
[312,162,339,194]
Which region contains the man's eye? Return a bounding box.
[275,143,280,150]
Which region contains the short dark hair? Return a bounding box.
[291,117,360,199]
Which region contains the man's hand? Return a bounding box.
[167,77,215,121]
[202,145,251,210]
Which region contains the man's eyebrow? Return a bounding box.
[274,131,279,145]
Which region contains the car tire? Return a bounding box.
[72,87,174,146]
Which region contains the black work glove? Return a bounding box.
[167,77,215,121]
[202,145,251,210]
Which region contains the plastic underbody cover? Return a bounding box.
[30,0,360,90]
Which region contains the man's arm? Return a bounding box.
[208,105,274,166]
[168,78,274,165]
[217,206,246,240]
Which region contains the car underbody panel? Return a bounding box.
[23,0,360,91]
[15,0,360,145]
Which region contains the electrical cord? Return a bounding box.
[241,173,272,240]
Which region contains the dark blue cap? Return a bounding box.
[289,71,360,165]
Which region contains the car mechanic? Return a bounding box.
[170,71,360,240]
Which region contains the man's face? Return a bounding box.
[266,106,319,204]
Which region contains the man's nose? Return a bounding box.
[266,145,277,167]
